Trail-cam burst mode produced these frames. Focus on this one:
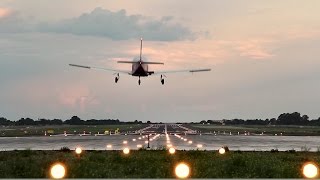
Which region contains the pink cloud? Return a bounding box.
[0,7,11,18]
[235,39,275,59]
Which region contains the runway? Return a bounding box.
[0,133,319,151]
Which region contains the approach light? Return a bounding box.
[137,144,142,148]
[175,163,190,179]
[123,140,128,144]
[197,144,203,148]
[123,147,130,155]
[106,144,112,149]
[50,163,66,179]
[169,147,175,154]
[184,139,187,142]
[188,141,193,144]
[219,147,226,155]
[303,163,318,178]
[132,139,136,142]
[145,140,148,144]
[75,147,82,155]
[167,144,172,148]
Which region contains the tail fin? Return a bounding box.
[140,38,143,61]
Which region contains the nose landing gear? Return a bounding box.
[138,76,141,85]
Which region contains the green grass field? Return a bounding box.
[0,150,319,178]
[0,124,147,137]
[188,124,320,136]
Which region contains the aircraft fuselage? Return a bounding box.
[131,62,149,77]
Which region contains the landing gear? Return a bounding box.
[115,73,119,83]
[160,75,165,85]
[138,76,141,85]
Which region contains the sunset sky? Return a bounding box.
[0,0,319,122]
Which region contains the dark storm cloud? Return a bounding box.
[36,7,196,41]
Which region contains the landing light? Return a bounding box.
[50,163,66,179]
[303,163,318,178]
[175,163,190,179]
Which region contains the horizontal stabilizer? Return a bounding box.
[142,62,164,65]
[117,61,137,64]
[117,61,164,65]
[189,68,211,72]
[69,64,91,69]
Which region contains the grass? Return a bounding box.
[188,124,320,136]
[0,124,147,137]
[0,150,319,178]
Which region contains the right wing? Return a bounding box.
[69,64,131,75]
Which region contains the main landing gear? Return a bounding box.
[160,75,165,85]
[115,73,119,83]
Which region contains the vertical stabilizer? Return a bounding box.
[140,38,143,61]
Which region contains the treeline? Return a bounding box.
[0,116,144,126]
[199,112,320,126]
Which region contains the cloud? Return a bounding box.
[0,7,36,33]
[0,7,11,18]
[37,7,197,41]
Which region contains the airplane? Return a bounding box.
[69,38,211,85]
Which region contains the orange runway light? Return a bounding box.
[50,163,66,179]
[123,147,130,155]
[175,163,190,179]
[75,147,82,155]
[219,147,226,154]
[169,147,175,154]
[303,163,318,178]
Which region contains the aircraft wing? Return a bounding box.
[151,68,211,75]
[69,64,131,75]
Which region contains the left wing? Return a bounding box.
[69,64,131,75]
[151,68,211,75]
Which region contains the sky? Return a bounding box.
[0,0,320,122]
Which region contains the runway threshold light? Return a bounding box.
[219,147,226,155]
[75,147,82,155]
[123,147,130,155]
[169,147,176,154]
[303,163,318,178]
[50,163,66,179]
[175,163,190,179]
